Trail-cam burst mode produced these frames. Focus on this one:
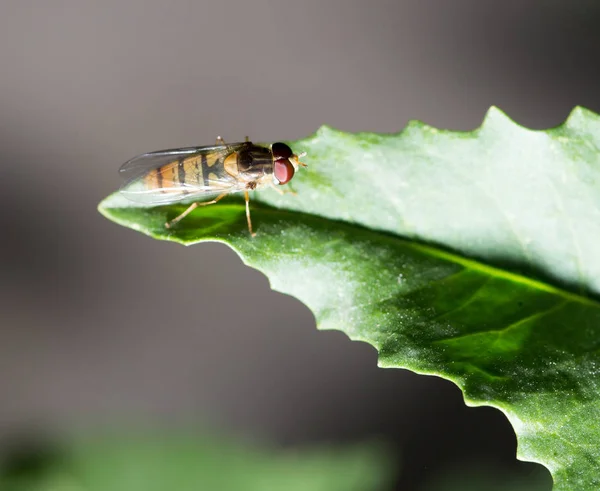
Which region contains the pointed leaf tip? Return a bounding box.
[100,107,600,490]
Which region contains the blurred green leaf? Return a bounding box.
[0,434,391,491]
[100,107,600,490]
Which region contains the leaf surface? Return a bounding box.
[99,107,600,490]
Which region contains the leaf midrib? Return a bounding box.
[100,198,600,309]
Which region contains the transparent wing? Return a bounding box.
[119,145,225,180]
[118,144,245,205]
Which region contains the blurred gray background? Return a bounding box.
[2,1,598,489]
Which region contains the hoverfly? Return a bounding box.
[119,136,306,236]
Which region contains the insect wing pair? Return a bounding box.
[119,138,306,235]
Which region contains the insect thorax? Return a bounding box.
[224,143,274,181]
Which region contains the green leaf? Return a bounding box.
[0,434,391,491]
[99,107,600,490]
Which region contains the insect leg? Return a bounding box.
[165,192,229,229]
[244,190,256,237]
[270,183,297,196]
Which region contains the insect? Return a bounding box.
[119,136,306,236]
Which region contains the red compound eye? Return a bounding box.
[274,158,295,184]
[272,142,292,161]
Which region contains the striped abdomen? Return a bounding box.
[143,151,232,190]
